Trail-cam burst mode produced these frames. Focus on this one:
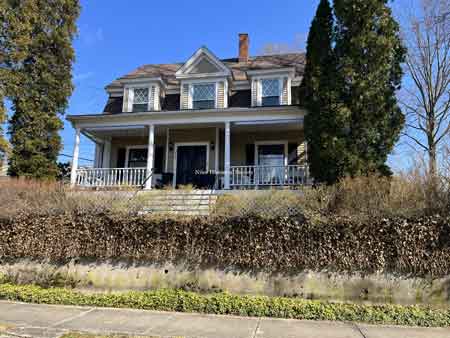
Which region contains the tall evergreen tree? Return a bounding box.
[0,0,80,178]
[301,0,349,183]
[333,0,405,177]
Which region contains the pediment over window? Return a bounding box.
[176,47,231,79]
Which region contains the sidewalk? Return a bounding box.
[1,301,450,338]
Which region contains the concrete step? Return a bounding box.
[139,190,218,216]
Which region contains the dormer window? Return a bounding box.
[132,87,149,112]
[261,78,280,106]
[192,83,216,109]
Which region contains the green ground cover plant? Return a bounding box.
[1,283,449,327]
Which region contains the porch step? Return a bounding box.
[138,190,219,216]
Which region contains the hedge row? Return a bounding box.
[1,213,450,276]
[1,283,449,327]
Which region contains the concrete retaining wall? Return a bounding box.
[1,259,449,306]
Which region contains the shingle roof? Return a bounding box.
[107,53,305,88]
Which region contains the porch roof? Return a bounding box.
[67,105,306,130]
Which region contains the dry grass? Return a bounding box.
[213,190,304,219]
[2,165,449,222]
[303,172,450,220]
[0,178,145,219]
[214,169,450,221]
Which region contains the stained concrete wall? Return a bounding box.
[1,260,449,307]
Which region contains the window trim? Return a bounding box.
[132,87,149,112]
[191,82,216,110]
[184,78,222,109]
[254,140,289,166]
[123,82,161,112]
[261,78,281,106]
[251,73,293,107]
[124,145,165,174]
[125,145,148,168]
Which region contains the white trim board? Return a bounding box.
[173,142,210,187]
[175,47,231,79]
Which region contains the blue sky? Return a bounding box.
[5,0,415,170]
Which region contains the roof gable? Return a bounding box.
[175,47,231,79]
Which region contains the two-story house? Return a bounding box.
[67,34,308,190]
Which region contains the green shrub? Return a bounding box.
[1,283,449,327]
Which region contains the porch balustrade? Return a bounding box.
[230,165,308,187]
[75,165,308,188]
[75,168,148,187]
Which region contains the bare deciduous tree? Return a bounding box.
[401,0,450,177]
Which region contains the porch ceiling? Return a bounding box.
[84,125,148,139]
[83,119,303,140]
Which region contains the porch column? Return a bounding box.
[145,124,155,190]
[165,128,170,172]
[102,139,111,168]
[94,143,102,168]
[215,127,220,172]
[224,121,231,189]
[70,127,81,187]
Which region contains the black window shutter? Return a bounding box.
[117,148,126,168]
[154,146,164,174]
[288,143,299,165]
[245,144,255,165]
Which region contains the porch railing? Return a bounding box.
[75,168,148,187]
[230,165,308,187]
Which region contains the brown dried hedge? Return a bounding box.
[1,212,450,277]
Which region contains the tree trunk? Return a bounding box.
[427,144,439,211]
[428,144,437,179]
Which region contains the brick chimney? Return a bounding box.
[239,33,249,63]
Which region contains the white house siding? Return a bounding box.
[122,88,129,112]
[217,81,225,109]
[181,84,190,109]
[251,79,258,107]
[148,85,155,111]
[281,78,289,105]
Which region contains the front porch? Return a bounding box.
[69,110,308,190]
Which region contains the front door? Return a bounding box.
[176,145,207,187]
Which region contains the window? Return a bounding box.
[126,146,164,173]
[261,79,280,106]
[127,148,147,168]
[132,88,149,112]
[192,83,215,109]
